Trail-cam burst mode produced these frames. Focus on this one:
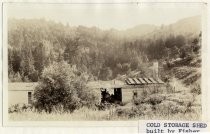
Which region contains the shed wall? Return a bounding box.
[122,85,166,103]
[8,91,33,106]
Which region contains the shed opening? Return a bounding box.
[114,88,122,102]
[28,92,32,104]
[100,88,122,103]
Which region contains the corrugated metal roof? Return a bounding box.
[155,78,164,84]
[144,78,152,84]
[126,77,164,85]
[133,78,141,85]
[128,78,135,85]
[125,79,131,85]
[138,78,146,84]
[9,82,38,91]
[149,78,157,84]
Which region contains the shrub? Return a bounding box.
[33,61,97,113]
[115,106,144,118]
[133,97,144,105]
[8,104,32,113]
[8,72,22,82]
[183,74,201,86]
[9,104,21,113]
[143,94,166,105]
[191,84,201,95]
[136,103,153,115]
[155,100,186,116]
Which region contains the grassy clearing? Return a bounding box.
[9,93,201,121]
[9,107,114,121]
[9,106,201,121]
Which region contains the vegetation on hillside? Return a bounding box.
[8,17,201,82]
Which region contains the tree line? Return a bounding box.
[8,18,201,82]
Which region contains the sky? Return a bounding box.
[5,3,204,30]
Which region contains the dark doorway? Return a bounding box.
[28,92,32,104]
[114,88,122,102]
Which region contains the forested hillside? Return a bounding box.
[8,16,201,82]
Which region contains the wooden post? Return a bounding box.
[153,62,159,79]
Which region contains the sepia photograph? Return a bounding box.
[3,2,205,122]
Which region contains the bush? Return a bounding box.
[8,72,22,82]
[155,100,186,115]
[33,61,97,113]
[191,84,201,95]
[9,104,32,113]
[143,94,166,105]
[133,97,145,105]
[116,106,144,118]
[183,74,201,86]
[136,103,153,115]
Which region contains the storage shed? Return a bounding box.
[8,83,38,106]
[87,77,165,103]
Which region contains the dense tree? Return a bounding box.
[32,42,46,76]
[33,61,97,113]
[8,19,200,82]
